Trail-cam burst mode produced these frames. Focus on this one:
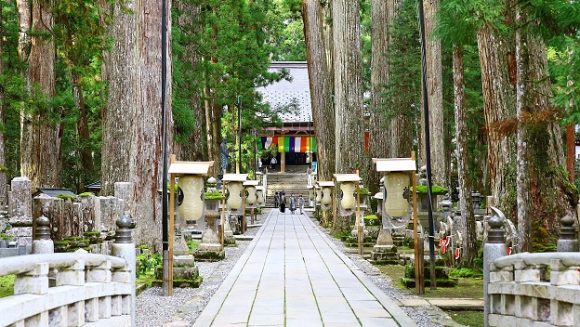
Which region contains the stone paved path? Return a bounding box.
[194,209,416,327]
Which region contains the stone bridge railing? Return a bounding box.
[0,211,136,327]
[487,252,580,327]
[484,207,580,327]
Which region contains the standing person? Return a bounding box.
[274,192,279,208]
[280,192,286,213]
[270,156,277,171]
[298,194,305,215]
[289,194,296,215]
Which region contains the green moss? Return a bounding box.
[359,187,370,195]
[187,240,200,252]
[56,194,77,201]
[414,185,448,195]
[204,191,224,200]
[449,267,483,278]
[78,192,94,197]
[0,274,15,298]
[364,214,380,226]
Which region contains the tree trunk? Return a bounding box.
[515,6,530,252]
[332,0,365,175]
[71,71,94,187]
[0,2,6,204]
[518,29,577,250]
[422,0,445,186]
[453,45,476,266]
[368,0,391,192]
[476,23,516,213]
[102,0,171,247]
[18,0,60,190]
[302,0,335,181]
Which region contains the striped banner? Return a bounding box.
[278,136,285,152]
[257,137,264,150]
[258,136,317,153]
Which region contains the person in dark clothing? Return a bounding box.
[280,192,286,213]
[274,192,279,208]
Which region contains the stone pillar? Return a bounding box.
[557,213,579,252]
[112,211,136,327]
[114,182,134,214]
[484,207,507,327]
[9,177,32,222]
[32,204,54,254]
[281,151,286,173]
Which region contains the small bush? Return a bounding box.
[187,240,200,252]
[449,267,482,278]
[204,191,224,200]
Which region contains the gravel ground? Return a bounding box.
[137,210,461,327]
[136,221,260,327]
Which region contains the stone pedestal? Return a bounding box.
[156,234,203,288]
[369,229,399,265]
[223,214,236,247]
[195,216,225,261]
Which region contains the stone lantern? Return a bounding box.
[195,176,225,261]
[307,185,314,208]
[244,180,259,226]
[167,159,213,286]
[370,158,417,264]
[314,183,322,208]
[256,186,265,209]
[333,174,362,217]
[168,160,214,242]
[222,174,248,236]
[333,174,364,249]
[317,181,334,226]
[373,192,383,217]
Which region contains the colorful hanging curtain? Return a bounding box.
[259,136,317,153]
[311,137,317,153]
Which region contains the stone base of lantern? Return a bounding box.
[368,228,399,264]
[342,235,376,248]
[194,216,225,261]
[369,245,399,265]
[155,254,203,288]
[223,216,237,247]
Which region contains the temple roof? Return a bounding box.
[258,61,312,124]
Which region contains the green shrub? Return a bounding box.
[78,192,94,197]
[204,191,224,200]
[449,267,482,278]
[136,252,162,278]
[56,194,77,200]
[187,240,200,252]
[414,185,448,195]
[364,214,380,226]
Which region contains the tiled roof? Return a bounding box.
[258,61,312,123]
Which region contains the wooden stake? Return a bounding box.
[332,179,337,232]
[168,154,176,296]
[411,151,424,295]
[242,188,247,233]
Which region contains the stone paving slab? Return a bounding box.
[193,209,417,327]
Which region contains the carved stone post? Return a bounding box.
[32,205,54,254]
[112,212,135,326]
[557,213,579,252]
[484,207,507,327]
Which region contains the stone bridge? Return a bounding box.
[0,213,135,327]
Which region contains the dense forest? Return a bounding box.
[0,0,578,255]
